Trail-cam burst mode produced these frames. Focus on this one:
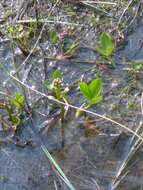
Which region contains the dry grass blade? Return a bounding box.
[16,19,81,26]
[109,92,143,190]
[81,1,116,5]
[80,1,110,16]
[11,0,60,76]
[118,0,134,26]
[42,145,75,190]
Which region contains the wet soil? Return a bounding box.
[0,1,143,190]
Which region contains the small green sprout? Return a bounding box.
[52,69,62,81]
[132,62,143,72]
[10,93,25,111]
[9,93,25,129]
[45,69,69,101]
[10,115,21,130]
[45,70,67,101]
[50,30,59,44]
[96,32,115,58]
[45,70,70,147]
[0,93,25,131]
[76,77,103,117]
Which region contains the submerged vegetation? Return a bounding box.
[0,93,25,132]
[0,0,143,190]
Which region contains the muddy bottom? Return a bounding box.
[0,20,143,190]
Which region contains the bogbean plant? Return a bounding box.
[10,23,40,56]
[96,32,115,66]
[45,70,103,147]
[45,70,103,119]
[51,30,115,64]
[43,32,115,121]
[45,70,70,147]
[0,75,103,144]
[45,32,114,119]
[45,69,69,123]
[131,62,143,73]
[96,32,115,58]
[45,70,69,102]
[0,31,114,138]
[0,93,25,131]
[79,77,103,107]
[76,77,103,117]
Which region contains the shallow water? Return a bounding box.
[0,20,143,190]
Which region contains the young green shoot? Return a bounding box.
[96,32,115,66]
[0,93,25,131]
[45,70,69,147]
[50,30,60,44]
[76,77,103,117]
[131,62,143,72]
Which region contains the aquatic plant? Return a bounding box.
[96,32,115,58]
[79,77,103,107]
[10,93,25,112]
[131,62,143,72]
[45,69,68,102]
[76,77,103,117]
[45,70,69,146]
[50,30,60,44]
[0,93,25,131]
[50,29,79,58]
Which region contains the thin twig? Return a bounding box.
[118,0,134,26]
[16,19,82,26]
[123,1,141,31]
[81,2,112,17]
[11,0,60,76]
[110,92,143,190]
[81,1,116,5]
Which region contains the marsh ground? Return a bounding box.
[0,1,143,190]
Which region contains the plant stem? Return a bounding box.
[10,37,30,111]
[61,103,65,148]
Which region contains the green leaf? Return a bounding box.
[52,69,62,80]
[44,80,52,90]
[90,96,103,106]
[79,78,103,107]
[11,93,25,109]
[101,32,111,50]
[79,82,92,100]
[11,115,21,128]
[96,46,106,56]
[50,31,59,44]
[89,78,102,98]
[96,32,115,57]
[132,63,143,71]
[18,24,23,32]
[9,26,14,34]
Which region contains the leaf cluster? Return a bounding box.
[96,32,115,58]
[79,77,103,107]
